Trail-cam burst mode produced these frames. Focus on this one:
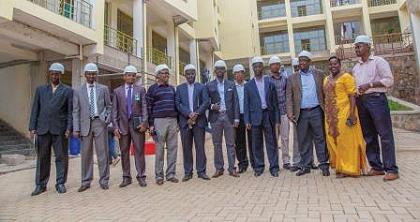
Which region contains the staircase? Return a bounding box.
[0,119,34,156]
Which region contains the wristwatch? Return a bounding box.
[369,82,374,88]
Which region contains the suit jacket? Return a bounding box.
[175,82,210,129]
[286,69,325,121]
[73,83,112,137]
[244,76,279,126]
[29,84,73,135]
[112,84,148,135]
[206,79,240,124]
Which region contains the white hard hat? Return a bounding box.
[154,64,170,75]
[232,64,245,73]
[49,63,65,74]
[84,63,98,73]
[354,35,372,45]
[291,58,299,66]
[298,50,313,60]
[251,56,264,65]
[268,56,281,65]
[184,64,196,73]
[214,60,227,69]
[124,65,138,74]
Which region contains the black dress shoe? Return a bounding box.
[77,185,90,192]
[271,171,279,177]
[229,170,240,177]
[182,175,193,182]
[119,179,132,188]
[238,168,247,174]
[321,168,330,176]
[138,178,147,187]
[296,168,311,176]
[100,184,109,190]
[167,177,179,183]
[55,184,66,194]
[198,174,211,180]
[31,186,46,196]
[311,163,319,170]
[254,171,263,177]
[156,179,164,185]
[283,163,291,170]
[289,166,300,172]
[212,170,224,178]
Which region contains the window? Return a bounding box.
[260,31,290,55]
[294,27,327,52]
[257,0,286,19]
[297,6,307,16]
[291,0,322,17]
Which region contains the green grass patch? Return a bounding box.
[388,100,412,111]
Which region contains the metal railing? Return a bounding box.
[147,48,173,68]
[330,0,360,7]
[368,0,396,7]
[28,0,92,28]
[335,33,360,45]
[336,33,414,59]
[258,4,287,20]
[104,25,138,56]
[179,61,188,76]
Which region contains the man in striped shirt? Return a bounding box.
[146,64,179,185]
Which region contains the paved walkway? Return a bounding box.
[0,130,420,222]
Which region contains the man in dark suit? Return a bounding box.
[207,60,240,178]
[112,65,148,188]
[286,50,330,177]
[175,64,211,182]
[73,63,112,192]
[244,57,280,177]
[29,63,73,196]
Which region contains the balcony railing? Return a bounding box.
[258,4,287,20]
[335,33,360,45]
[368,0,396,7]
[336,33,414,59]
[330,0,360,7]
[179,61,188,76]
[147,48,173,69]
[104,25,138,56]
[28,0,92,28]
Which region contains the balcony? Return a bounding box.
[258,2,287,20]
[368,0,397,7]
[330,0,360,7]
[104,25,138,56]
[291,0,323,17]
[147,48,173,69]
[28,0,92,28]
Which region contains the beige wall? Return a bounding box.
[165,0,198,21]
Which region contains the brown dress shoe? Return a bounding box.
[229,170,239,177]
[212,170,224,178]
[383,172,399,181]
[367,169,385,176]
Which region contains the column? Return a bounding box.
[285,0,296,57]
[133,0,144,58]
[361,0,372,37]
[324,0,336,53]
[189,39,198,69]
[166,21,179,85]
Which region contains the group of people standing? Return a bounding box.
[28,34,399,196]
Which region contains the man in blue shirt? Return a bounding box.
[286,51,330,177]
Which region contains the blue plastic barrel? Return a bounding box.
[69,136,80,155]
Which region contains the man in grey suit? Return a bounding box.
[175,64,211,182]
[244,57,280,177]
[29,63,72,196]
[112,65,148,188]
[207,60,240,178]
[73,63,112,192]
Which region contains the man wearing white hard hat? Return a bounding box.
[232,64,254,173]
[73,63,112,192]
[146,64,179,185]
[29,63,73,196]
[286,51,330,177]
[244,56,280,177]
[268,56,300,172]
[207,60,240,178]
[292,58,300,73]
[352,35,399,181]
[175,64,211,182]
[112,65,149,188]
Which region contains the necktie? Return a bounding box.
[89,84,95,118]
[127,86,132,119]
